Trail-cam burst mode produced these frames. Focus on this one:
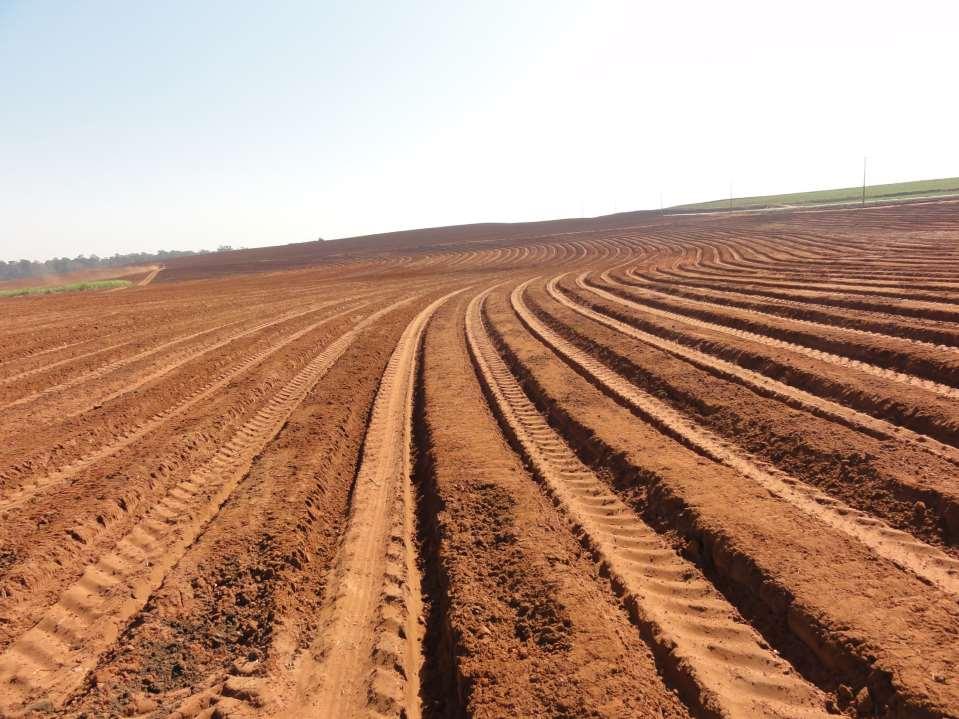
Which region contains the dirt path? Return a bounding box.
[138,267,163,286]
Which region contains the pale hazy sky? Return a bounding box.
[2,0,957,261]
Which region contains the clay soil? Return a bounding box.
[0,198,958,718]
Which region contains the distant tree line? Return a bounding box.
[0,245,240,281]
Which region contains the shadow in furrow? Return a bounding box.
[411,337,469,719]
[481,303,845,697]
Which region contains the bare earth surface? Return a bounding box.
[0,199,958,718]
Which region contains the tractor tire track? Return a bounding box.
[512,279,959,598]
[468,286,829,718]
[290,289,461,719]
[487,282,959,719]
[0,297,363,416]
[554,274,959,541]
[0,299,374,514]
[568,273,959,464]
[599,277,959,401]
[0,295,418,715]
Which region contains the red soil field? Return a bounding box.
[0,198,958,718]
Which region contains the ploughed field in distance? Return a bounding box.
[1,199,958,719]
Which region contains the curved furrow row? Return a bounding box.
[0,296,364,416]
[512,279,959,597]
[599,277,959,400]
[0,314,175,371]
[406,291,695,718]
[0,320,243,411]
[0,291,286,380]
[0,295,418,715]
[487,280,959,718]
[554,274,959,542]
[673,263,959,302]
[0,296,383,475]
[600,272,959,451]
[0,335,143,387]
[0,338,101,376]
[288,289,460,719]
[623,270,959,349]
[468,286,830,717]
[568,273,959,467]
[641,267,959,323]
[53,297,370,419]
[0,300,374,514]
[618,271,959,359]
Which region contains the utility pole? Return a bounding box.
[729,181,733,211]
[660,191,664,215]
[861,156,867,206]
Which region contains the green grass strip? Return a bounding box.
[673,176,959,212]
[0,279,132,298]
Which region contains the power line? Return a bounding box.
[862,156,867,206]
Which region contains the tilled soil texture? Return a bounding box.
[0,197,958,719]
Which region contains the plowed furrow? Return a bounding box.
[0,336,141,387]
[563,274,959,468]
[468,286,828,718]
[414,291,693,718]
[61,300,410,719]
[601,277,959,400]
[0,300,278,389]
[668,269,959,303]
[0,323,235,411]
[629,272,959,349]
[641,269,959,323]
[0,297,354,416]
[487,281,959,719]
[607,273,959,450]
[0,338,95,374]
[0,302,254,377]
[0,291,308,377]
[51,296,369,421]
[0,300,372,514]
[554,273,959,545]
[513,280,959,596]
[621,272,959,360]
[292,290,459,719]
[0,296,415,714]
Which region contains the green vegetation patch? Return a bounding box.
[0,279,132,298]
[673,177,959,212]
